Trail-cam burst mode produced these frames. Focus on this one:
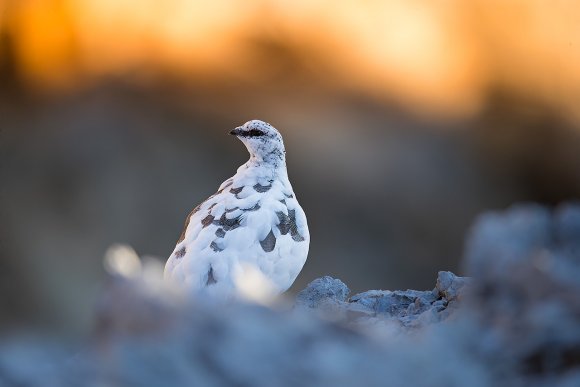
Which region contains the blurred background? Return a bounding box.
[0,0,579,334]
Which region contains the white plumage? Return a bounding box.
[164,120,309,300]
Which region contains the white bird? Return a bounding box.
[164,120,310,300]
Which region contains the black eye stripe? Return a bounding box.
[243,129,265,137]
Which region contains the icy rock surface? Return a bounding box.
[295,275,350,308]
[296,271,469,329]
[0,202,579,387]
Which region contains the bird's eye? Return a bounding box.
[244,129,265,137]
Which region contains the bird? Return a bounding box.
[164,120,309,300]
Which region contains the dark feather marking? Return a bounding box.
[177,205,201,243]
[279,199,286,205]
[291,230,305,242]
[276,209,305,241]
[230,187,243,195]
[225,207,239,213]
[210,241,223,252]
[174,246,186,258]
[287,209,305,241]
[260,230,276,252]
[213,213,242,231]
[215,228,225,238]
[243,203,261,211]
[206,266,217,286]
[276,211,291,235]
[253,183,272,193]
[284,193,294,198]
[201,214,214,228]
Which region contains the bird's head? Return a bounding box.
[230,120,286,166]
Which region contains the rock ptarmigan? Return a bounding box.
[164,120,309,300]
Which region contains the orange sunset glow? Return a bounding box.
[2,0,579,120]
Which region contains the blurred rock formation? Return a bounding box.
[1,203,579,386]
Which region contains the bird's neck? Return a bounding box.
[247,148,286,168]
[244,149,288,179]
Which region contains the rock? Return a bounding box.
[295,276,350,308]
[435,271,471,302]
[347,289,438,328]
[294,271,471,330]
[337,271,471,329]
[464,202,580,384]
[464,203,553,280]
[1,202,579,387]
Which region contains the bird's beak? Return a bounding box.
[230,127,243,136]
